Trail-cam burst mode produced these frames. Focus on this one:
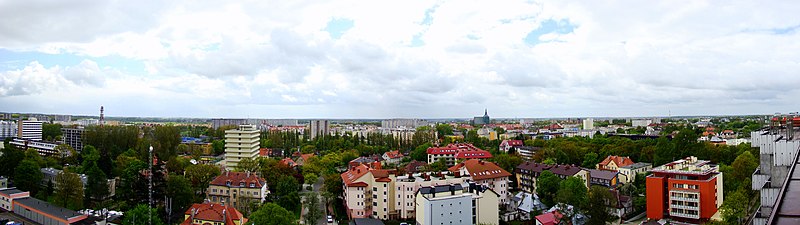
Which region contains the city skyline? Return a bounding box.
[1,1,799,118]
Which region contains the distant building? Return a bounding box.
[618,162,652,184]
[18,117,43,141]
[181,202,248,225]
[515,162,589,193]
[224,125,260,169]
[427,143,492,166]
[309,120,330,140]
[646,156,723,223]
[515,146,540,161]
[0,113,12,120]
[1,188,88,225]
[632,119,652,127]
[415,183,499,225]
[587,169,619,188]
[261,119,299,127]
[596,155,635,171]
[61,127,84,152]
[207,171,268,211]
[381,119,428,129]
[473,109,490,125]
[0,177,7,188]
[40,167,116,198]
[381,150,403,165]
[499,140,524,152]
[583,118,594,130]
[10,138,58,156]
[0,120,17,140]
[53,114,72,122]
[212,118,247,129]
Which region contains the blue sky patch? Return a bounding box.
[0,49,146,73]
[324,18,355,39]
[524,19,576,45]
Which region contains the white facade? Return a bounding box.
[631,119,652,127]
[309,120,330,140]
[750,127,800,225]
[381,119,428,129]
[414,184,499,225]
[394,174,469,219]
[224,125,260,169]
[583,118,594,130]
[10,139,58,156]
[18,118,43,141]
[0,121,17,140]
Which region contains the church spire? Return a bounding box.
[484,108,488,117]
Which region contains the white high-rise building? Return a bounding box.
[224,124,260,169]
[583,118,594,130]
[381,119,428,129]
[0,121,17,140]
[18,118,43,141]
[309,120,329,140]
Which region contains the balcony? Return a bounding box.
[669,212,700,219]
[753,169,770,190]
[760,187,780,207]
[670,203,699,211]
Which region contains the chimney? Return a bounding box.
[247,171,250,178]
[191,208,196,222]
[450,185,455,196]
[222,208,227,223]
[431,186,436,198]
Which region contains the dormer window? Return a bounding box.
[226,181,231,186]
[239,182,245,186]
[250,183,255,188]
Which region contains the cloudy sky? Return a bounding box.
[1,1,799,119]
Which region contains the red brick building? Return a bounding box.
[646,156,723,223]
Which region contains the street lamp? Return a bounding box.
[149,145,153,225]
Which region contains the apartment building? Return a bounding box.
[309,120,330,140]
[61,127,84,152]
[382,150,404,165]
[181,202,248,225]
[750,115,800,225]
[515,162,590,193]
[448,159,511,204]
[18,117,43,141]
[206,171,268,210]
[341,164,395,220]
[427,143,492,166]
[414,183,499,225]
[618,162,652,184]
[0,121,17,140]
[646,156,723,223]
[499,140,524,152]
[224,125,260,169]
[596,155,634,171]
[394,172,469,219]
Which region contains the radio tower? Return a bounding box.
[100,106,105,126]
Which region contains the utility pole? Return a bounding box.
[149,145,153,225]
[165,196,172,225]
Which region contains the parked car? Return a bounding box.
[326,215,334,223]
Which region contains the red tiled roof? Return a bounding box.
[426,146,459,154]
[180,203,247,225]
[598,155,635,168]
[300,153,314,162]
[448,159,511,180]
[454,150,492,159]
[259,148,271,157]
[404,160,428,174]
[501,140,524,147]
[546,123,562,130]
[341,164,371,187]
[384,150,403,159]
[535,211,562,225]
[279,158,296,167]
[209,171,266,188]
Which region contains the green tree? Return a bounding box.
[153,125,181,160]
[166,175,194,216]
[84,162,110,207]
[165,156,190,175]
[55,171,84,209]
[556,176,588,209]
[0,145,24,177]
[275,175,301,213]
[42,123,63,141]
[489,153,522,174]
[410,143,431,162]
[536,170,561,206]
[211,140,225,155]
[436,123,454,138]
[322,173,344,197]
[586,186,616,225]
[14,159,43,194]
[304,173,319,185]
[731,151,758,184]
[428,158,449,172]
[185,164,222,196]
[122,204,165,225]
[304,193,323,225]
[721,189,749,224]
[236,157,260,173]
[654,137,674,166]
[248,203,298,225]
[582,152,599,168]
[176,143,189,154]
[54,144,78,165]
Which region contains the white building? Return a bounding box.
[18,118,43,141]
[309,120,330,140]
[415,183,499,225]
[0,121,17,140]
[631,119,652,127]
[9,139,58,156]
[224,125,260,169]
[381,119,428,129]
[448,159,512,204]
[76,118,100,127]
[583,118,594,130]
[750,117,800,225]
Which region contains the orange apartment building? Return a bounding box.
[646,156,723,223]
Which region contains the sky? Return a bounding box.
[1,0,799,119]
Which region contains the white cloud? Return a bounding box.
[1,0,800,118]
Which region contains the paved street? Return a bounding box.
[300,176,333,225]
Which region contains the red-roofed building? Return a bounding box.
[181,202,247,225]
[207,171,268,211]
[382,150,404,165]
[448,159,512,204]
[535,210,563,225]
[297,153,314,166]
[279,158,297,167]
[499,140,524,152]
[427,143,491,166]
[340,164,396,220]
[597,155,635,171]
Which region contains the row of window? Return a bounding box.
[673,183,699,189]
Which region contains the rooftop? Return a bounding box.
[16,197,85,221]
[0,188,26,196]
[448,159,511,180]
[621,162,652,170]
[651,156,717,175]
[180,203,246,225]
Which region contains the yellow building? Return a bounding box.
[206,171,268,211]
[224,125,260,169]
[181,202,247,225]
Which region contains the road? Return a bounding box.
[301,175,334,225]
